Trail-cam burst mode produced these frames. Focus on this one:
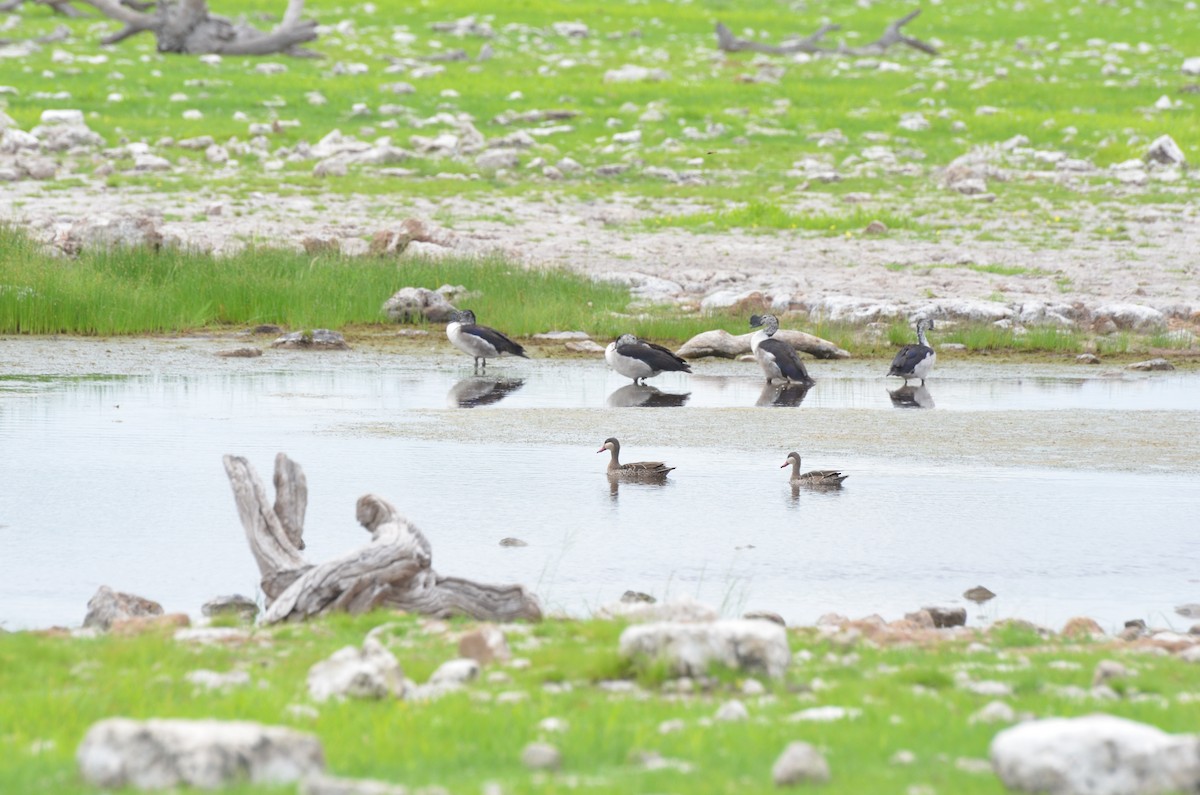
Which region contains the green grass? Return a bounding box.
[1,0,1196,211]
[3,611,1200,794]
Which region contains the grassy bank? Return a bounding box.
[4,227,1198,361]
[2,612,1198,794]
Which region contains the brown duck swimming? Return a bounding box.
[598,437,674,480]
[781,451,847,487]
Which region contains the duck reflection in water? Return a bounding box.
[448,376,525,408]
[757,381,813,408]
[887,384,935,409]
[607,383,691,408]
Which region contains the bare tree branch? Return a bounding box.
[223,454,543,624]
[715,9,936,59]
[74,0,318,55]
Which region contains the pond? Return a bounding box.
[1,337,1197,632]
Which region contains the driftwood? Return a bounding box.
[72,0,318,55]
[716,9,937,58]
[223,453,542,624]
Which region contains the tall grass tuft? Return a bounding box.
[0,228,632,336]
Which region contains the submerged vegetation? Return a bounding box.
[2,611,1199,794]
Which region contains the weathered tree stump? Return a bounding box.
[76,0,318,55]
[223,453,542,624]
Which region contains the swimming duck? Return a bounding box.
[781,451,847,487]
[605,334,692,384]
[749,314,814,385]
[446,310,528,370]
[597,437,673,479]
[887,318,936,386]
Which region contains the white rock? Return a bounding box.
[772,741,831,786]
[133,154,172,171]
[538,717,569,733]
[76,718,324,790]
[521,742,561,771]
[1154,95,1175,111]
[1145,134,1187,166]
[969,700,1016,724]
[428,658,480,686]
[596,594,719,623]
[552,21,588,37]
[619,619,791,678]
[301,774,408,795]
[1184,57,1200,76]
[714,699,749,721]
[603,64,668,83]
[1092,303,1166,332]
[185,670,251,690]
[613,129,642,144]
[475,149,519,171]
[306,638,406,702]
[39,109,85,126]
[991,714,1200,795]
[787,706,862,722]
[899,113,930,131]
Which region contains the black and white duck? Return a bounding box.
[749,314,815,385]
[604,334,691,384]
[445,310,528,370]
[887,318,936,386]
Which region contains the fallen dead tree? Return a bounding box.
[716,8,937,58]
[223,453,542,624]
[72,0,318,55]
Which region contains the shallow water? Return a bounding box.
[1,338,1197,630]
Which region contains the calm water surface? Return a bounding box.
[1,346,1197,630]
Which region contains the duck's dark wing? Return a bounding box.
[760,338,812,383]
[888,344,932,376]
[618,341,691,373]
[465,324,528,358]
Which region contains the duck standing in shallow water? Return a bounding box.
[749,314,815,385]
[445,310,528,371]
[888,318,936,386]
[781,451,847,487]
[605,334,692,384]
[597,437,673,480]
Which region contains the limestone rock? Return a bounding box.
[964,585,997,603]
[216,347,263,358]
[744,610,786,626]
[1093,660,1130,688]
[603,64,668,83]
[77,718,325,790]
[185,669,252,690]
[990,714,1200,795]
[382,286,458,323]
[306,638,406,702]
[715,699,749,721]
[863,220,888,235]
[1145,134,1187,167]
[1076,353,1101,364]
[619,619,791,678]
[1127,358,1175,372]
[429,658,481,687]
[201,594,259,620]
[1092,303,1166,332]
[772,741,831,786]
[56,213,164,255]
[522,742,562,771]
[458,625,510,665]
[1063,616,1105,639]
[301,775,409,795]
[969,700,1016,725]
[922,606,966,628]
[596,594,718,623]
[83,586,163,631]
[271,329,350,350]
[476,148,519,171]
